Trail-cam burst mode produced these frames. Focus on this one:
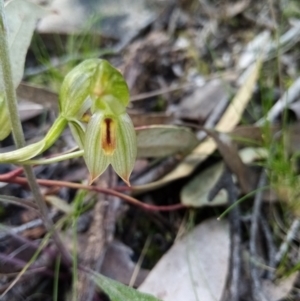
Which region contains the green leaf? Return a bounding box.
[181,161,227,207]
[136,125,198,158]
[91,272,162,301]
[0,0,45,90]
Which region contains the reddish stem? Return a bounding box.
[0,167,23,181]
[3,176,186,212]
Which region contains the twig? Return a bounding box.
[197,96,229,140]
[267,0,283,93]
[76,172,110,301]
[0,218,45,240]
[0,252,53,277]
[249,171,269,301]
[0,194,38,211]
[0,252,27,269]
[0,225,40,252]
[131,157,179,186]
[260,215,277,280]
[208,167,241,301]
[0,244,58,298]
[275,219,300,266]
[257,77,300,125]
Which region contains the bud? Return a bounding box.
[59,60,96,118]
[84,110,137,186]
[59,59,129,120]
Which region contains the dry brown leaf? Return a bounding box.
[36,0,156,42]
[229,122,300,155]
[201,0,250,20]
[138,219,230,301]
[17,82,58,110]
[181,147,268,207]
[129,110,174,127]
[100,241,149,287]
[204,129,253,193]
[18,100,45,121]
[178,79,228,122]
[45,195,73,214]
[132,59,262,193]
[262,273,297,300]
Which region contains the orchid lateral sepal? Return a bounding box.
[68,119,86,149]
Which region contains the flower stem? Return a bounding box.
[0,1,71,264]
[0,114,68,163]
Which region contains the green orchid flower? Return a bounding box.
[84,109,136,186]
[0,59,137,185]
[64,59,136,185]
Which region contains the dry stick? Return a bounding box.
[0,219,44,240]
[196,95,229,140]
[0,245,59,299]
[0,252,28,269]
[208,167,241,301]
[249,171,269,301]
[260,215,277,280]
[0,195,38,212]
[275,219,300,266]
[0,253,53,277]
[256,76,300,125]
[76,186,107,301]
[0,230,38,252]
[131,156,180,186]
[267,0,283,94]
[0,2,71,265]
[0,214,57,240]
[75,170,117,301]
[0,266,51,296]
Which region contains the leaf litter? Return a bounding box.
[2,0,300,300]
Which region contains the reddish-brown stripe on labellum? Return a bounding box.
[101,117,116,155]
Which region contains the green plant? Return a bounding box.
[0,1,163,300]
[0,1,203,299]
[0,58,137,184]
